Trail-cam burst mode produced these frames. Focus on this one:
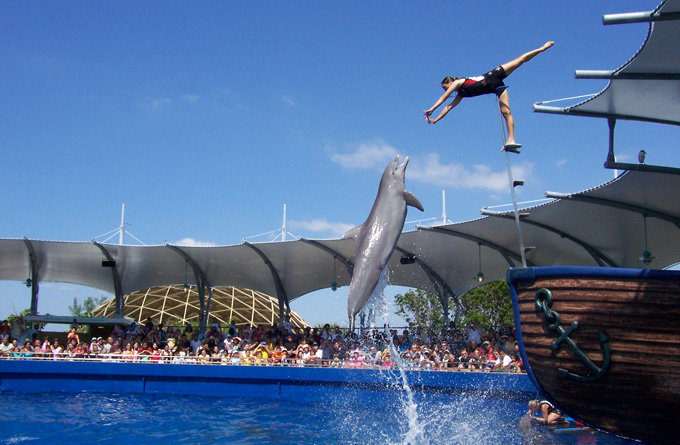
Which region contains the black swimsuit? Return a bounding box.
[540,400,563,416]
[458,66,508,98]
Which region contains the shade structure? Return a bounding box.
[92,285,309,329]
[534,0,680,126]
[1,169,679,324]
[395,170,680,299]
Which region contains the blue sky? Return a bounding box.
[2,1,677,326]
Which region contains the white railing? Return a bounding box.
[0,353,524,373]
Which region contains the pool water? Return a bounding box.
[0,390,640,444]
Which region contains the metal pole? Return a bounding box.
[282,204,287,242]
[23,238,40,316]
[119,203,125,245]
[495,93,527,268]
[442,190,447,225]
[603,10,680,25]
[504,152,527,267]
[605,118,618,177]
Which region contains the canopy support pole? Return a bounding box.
[605,118,617,167]
[22,238,39,317]
[603,10,680,25]
[243,242,291,323]
[165,244,212,335]
[605,160,680,175]
[418,226,528,267]
[299,238,354,277]
[92,241,125,317]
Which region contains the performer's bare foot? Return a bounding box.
[542,41,555,51]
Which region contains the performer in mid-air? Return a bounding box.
[424,41,554,151]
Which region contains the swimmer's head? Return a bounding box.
[441,76,459,90]
[528,400,539,411]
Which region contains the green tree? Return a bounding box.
[393,281,514,333]
[7,308,30,326]
[459,280,514,333]
[393,288,454,330]
[68,297,83,317]
[82,296,108,316]
[68,296,109,317]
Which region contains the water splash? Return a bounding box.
[363,269,427,445]
[387,339,426,445]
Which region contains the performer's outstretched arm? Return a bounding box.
[424,78,464,121]
[426,94,462,124]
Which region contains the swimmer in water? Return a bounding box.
[528,399,564,425]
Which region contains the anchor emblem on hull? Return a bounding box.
[535,288,610,382]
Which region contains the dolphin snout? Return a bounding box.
[396,156,409,172]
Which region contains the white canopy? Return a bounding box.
[534,0,680,126]
[2,170,679,321]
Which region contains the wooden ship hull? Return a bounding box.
[508,266,680,444]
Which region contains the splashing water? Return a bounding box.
[361,269,427,445]
[386,338,426,445]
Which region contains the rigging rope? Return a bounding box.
[534,94,595,105]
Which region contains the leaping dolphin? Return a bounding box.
[343,156,423,330]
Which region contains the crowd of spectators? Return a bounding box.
[0,317,524,373]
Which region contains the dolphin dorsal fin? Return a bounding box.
[342,225,363,240]
[404,190,424,212]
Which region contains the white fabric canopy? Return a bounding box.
[535,0,680,126]
[1,171,679,314]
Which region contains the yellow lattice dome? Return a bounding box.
[92,285,308,328]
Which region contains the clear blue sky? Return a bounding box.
[1,1,677,326]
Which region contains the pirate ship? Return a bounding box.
[508,1,680,443]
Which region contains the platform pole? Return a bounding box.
[496,93,527,267]
[504,152,527,267]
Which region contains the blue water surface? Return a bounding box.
[0,390,640,444]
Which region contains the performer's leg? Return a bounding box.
[501,41,554,77]
[498,89,516,145]
[547,412,563,425]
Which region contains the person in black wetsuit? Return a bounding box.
[424,41,554,151]
[528,399,563,425]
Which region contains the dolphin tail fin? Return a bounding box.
[342,224,363,240]
[404,190,424,212]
